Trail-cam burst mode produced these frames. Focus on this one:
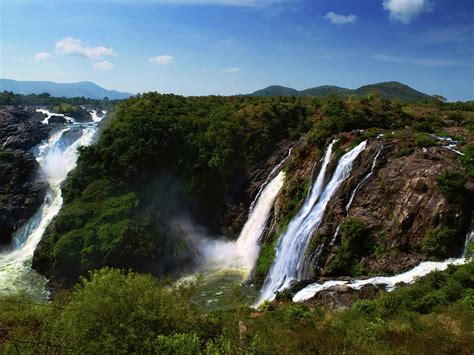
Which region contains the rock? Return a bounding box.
[0,150,47,244]
[0,106,51,244]
[302,283,383,310]
[309,137,472,277]
[48,115,68,125]
[0,106,50,150]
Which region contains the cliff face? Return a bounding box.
[255,131,473,286]
[310,137,472,278]
[0,107,50,244]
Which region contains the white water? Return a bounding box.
[199,170,286,273]
[36,108,75,124]
[345,143,383,212]
[430,134,465,156]
[293,227,474,302]
[249,149,291,213]
[0,112,103,299]
[257,141,367,304]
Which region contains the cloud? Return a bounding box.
[34,52,53,62]
[372,53,473,67]
[55,37,117,59]
[324,11,357,24]
[383,0,432,24]
[223,67,240,72]
[148,55,175,65]
[93,61,114,70]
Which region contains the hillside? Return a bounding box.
[247,81,435,102]
[0,79,133,100]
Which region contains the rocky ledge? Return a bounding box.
[0,106,51,244]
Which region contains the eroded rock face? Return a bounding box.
[308,138,472,277]
[0,150,47,244]
[0,106,50,244]
[301,284,383,310]
[254,132,472,291]
[0,106,50,151]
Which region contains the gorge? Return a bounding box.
[0,92,473,352]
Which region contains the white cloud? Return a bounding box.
[324,11,357,24]
[55,37,117,59]
[383,0,432,24]
[34,52,53,62]
[148,55,175,65]
[223,67,240,72]
[372,53,473,67]
[93,61,114,70]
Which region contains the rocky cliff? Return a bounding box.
[255,129,473,288]
[0,106,50,244]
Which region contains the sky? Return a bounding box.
[0,0,473,100]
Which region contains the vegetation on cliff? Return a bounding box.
[33,93,311,283]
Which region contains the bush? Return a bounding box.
[414,134,436,148]
[329,218,372,276]
[422,228,457,258]
[436,170,467,203]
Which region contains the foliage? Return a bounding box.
[329,218,372,276]
[422,228,457,258]
[436,170,468,203]
[1,263,473,353]
[0,91,115,109]
[459,143,474,177]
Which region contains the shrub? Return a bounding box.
[329,218,372,276]
[422,228,457,258]
[436,170,467,203]
[414,134,436,148]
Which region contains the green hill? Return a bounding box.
[247,81,434,102]
[0,79,133,100]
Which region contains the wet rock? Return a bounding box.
[302,283,383,310]
[48,115,68,125]
[0,106,50,150]
[0,150,47,244]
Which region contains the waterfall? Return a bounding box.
[345,143,383,212]
[0,112,103,299]
[235,170,285,270]
[199,161,287,273]
[36,108,76,124]
[249,149,291,213]
[294,226,474,302]
[256,140,367,304]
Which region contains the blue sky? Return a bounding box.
[1,0,473,100]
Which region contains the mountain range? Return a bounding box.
[247,81,435,101]
[0,79,133,100]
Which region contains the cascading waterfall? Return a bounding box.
[345,143,384,212]
[188,154,288,308]
[199,161,287,273]
[294,226,474,302]
[257,140,367,304]
[249,149,291,213]
[0,114,102,299]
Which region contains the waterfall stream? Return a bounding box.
[0,110,103,299]
[256,140,367,304]
[294,227,474,302]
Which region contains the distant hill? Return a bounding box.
[0,79,133,100]
[247,81,434,102]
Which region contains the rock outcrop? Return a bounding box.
[255,131,473,289]
[0,106,50,244]
[309,137,472,278]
